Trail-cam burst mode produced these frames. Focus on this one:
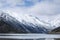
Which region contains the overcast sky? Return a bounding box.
[0,0,60,15]
[0,0,60,27]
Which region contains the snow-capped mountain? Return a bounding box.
[0,12,49,33]
[8,13,58,30]
[0,11,60,33]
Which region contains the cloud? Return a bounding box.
[0,0,24,8]
[0,0,40,8]
[0,0,60,15]
[27,0,60,15]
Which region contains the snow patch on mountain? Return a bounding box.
[0,11,60,31]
